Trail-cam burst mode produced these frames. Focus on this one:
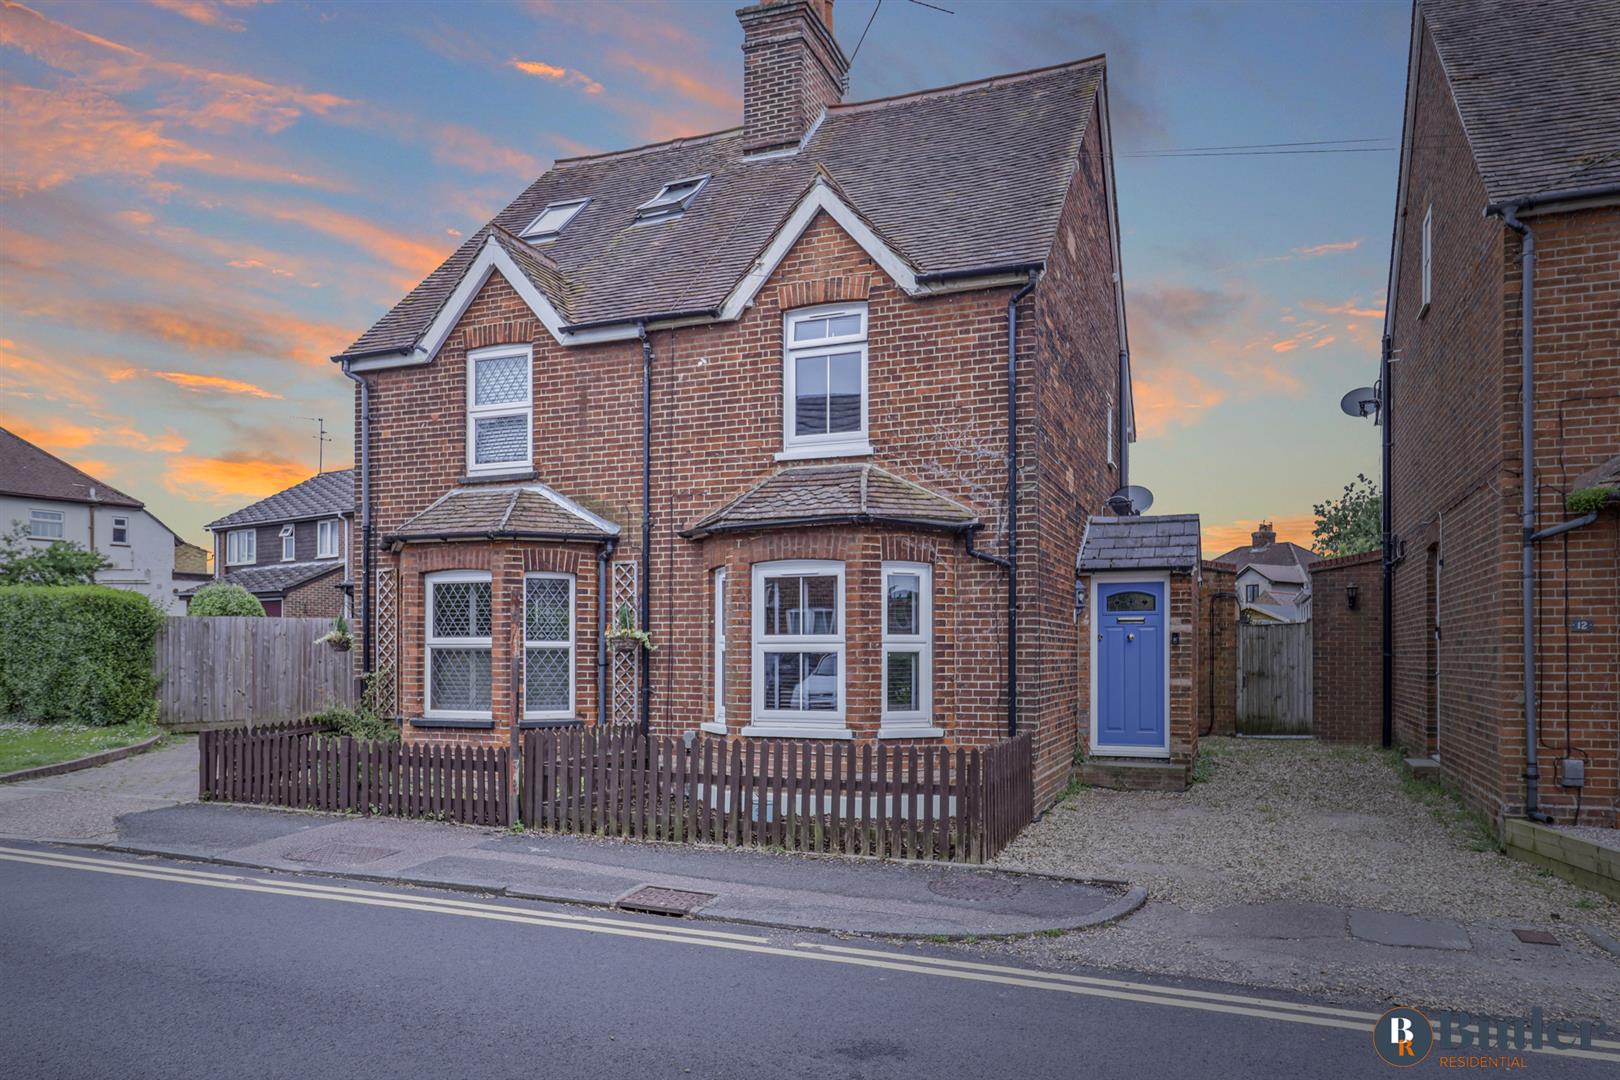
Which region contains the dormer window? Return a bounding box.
[520,198,588,241]
[635,175,709,222]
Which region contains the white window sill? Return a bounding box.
[877,724,943,740]
[699,721,728,735]
[466,464,533,478]
[774,441,873,462]
[741,723,853,740]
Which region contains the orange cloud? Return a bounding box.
[508,57,604,94]
[605,49,736,114]
[1311,335,1337,350]
[1202,514,1319,559]
[1306,298,1385,320]
[147,0,266,33]
[1130,371,1227,438]
[5,415,187,455]
[232,195,449,286]
[429,123,546,179]
[1271,338,1301,354]
[146,370,284,398]
[165,453,311,502]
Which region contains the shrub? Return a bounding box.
[189,582,265,617]
[0,585,162,726]
[305,674,398,743]
[0,524,110,586]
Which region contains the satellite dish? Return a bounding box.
[1340,386,1380,419]
[1107,485,1154,516]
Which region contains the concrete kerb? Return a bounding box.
[0,735,166,785]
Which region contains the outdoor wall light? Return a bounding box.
[1345,582,1360,610]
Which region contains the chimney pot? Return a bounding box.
[737,0,848,155]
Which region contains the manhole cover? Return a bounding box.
[284,843,400,867]
[617,886,717,917]
[928,875,1023,901]
[1512,928,1560,945]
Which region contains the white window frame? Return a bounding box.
[278,524,295,561]
[779,302,872,460]
[316,518,340,559]
[520,198,589,241]
[109,515,129,546]
[522,571,576,721]
[1420,204,1432,315]
[880,561,938,738]
[466,343,533,477]
[424,570,493,721]
[703,568,729,735]
[746,559,850,739]
[635,174,709,222]
[226,529,256,566]
[27,508,64,540]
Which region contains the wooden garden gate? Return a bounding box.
[1236,621,1313,734]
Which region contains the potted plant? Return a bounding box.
[606,603,654,652]
[317,614,353,651]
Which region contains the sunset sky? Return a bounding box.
[0,0,1403,558]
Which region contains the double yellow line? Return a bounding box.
[3,844,1616,1063]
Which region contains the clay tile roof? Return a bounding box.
[207,470,354,530]
[386,484,619,544]
[200,561,343,598]
[1077,514,1202,572]
[0,426,143,508]
[337,57,1104,357]
[682,464,977,538]
[1421,0,1620,203]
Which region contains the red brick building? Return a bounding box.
[1382,0,1619,826]
[334,1,1134,808]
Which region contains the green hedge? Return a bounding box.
[0,585,162,726]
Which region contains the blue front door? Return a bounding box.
[1096,581,1167,753]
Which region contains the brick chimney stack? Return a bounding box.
[737,0,848,155]
[1251,521,1276,549]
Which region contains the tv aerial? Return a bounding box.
[1106,484,1154,516]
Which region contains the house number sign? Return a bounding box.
[1569,618,1595,633]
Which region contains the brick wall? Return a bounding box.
[282,569,346,619]
[738,1,846,154]
[1389,14,1620,826]
[1198,560,1237,737]
[1310,551,1382,744]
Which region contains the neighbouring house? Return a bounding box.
[1382,0,1620,826]
[334,0,1136,808]
[1210,521,1319,623]
[196,469,354,618]
[0,426,195,613]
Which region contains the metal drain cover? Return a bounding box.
[1512,928,1560,945]
[617,886,717,917]
[928,875,1023,901]
[284,843,400,866]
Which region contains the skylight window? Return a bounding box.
[635,175,710,221]
[521,198,588,240]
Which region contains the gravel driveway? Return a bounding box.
[974,737,1620,1020]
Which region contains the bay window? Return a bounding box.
[748,560,848,736]
[880,562,936,736]
[523,572,574,720]
[466,344,532,475]
[781,304,869,459]
[425,571,492,719]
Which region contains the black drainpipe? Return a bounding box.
[597,537,617,725]
[341,361,374,690]
[1379,334,1394,749]
[1003,271,1039,738]
[637,322,654,736]
[1117,350,1130,490]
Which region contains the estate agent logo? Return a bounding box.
[1374,1007,1434,1067]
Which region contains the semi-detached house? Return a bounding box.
[334,0,1135,808]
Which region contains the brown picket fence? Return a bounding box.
[520,727,1033,863]
[198,723,509,826]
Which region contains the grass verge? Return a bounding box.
[0,721,162,776]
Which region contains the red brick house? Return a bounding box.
[198,470,354,618]
[1382,0,1619,826]
[334,0,1133,808]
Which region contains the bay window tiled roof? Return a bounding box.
[682,464,977,538]
[385,484,619,544]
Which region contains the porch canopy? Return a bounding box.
[1077,513,1202,572]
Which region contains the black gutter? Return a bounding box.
[1530,511,1599,543]
[560,308,719,334]
[963,524,1011,569]
[382,530,614,546]
[335,343,419,363]
[1485,181,1620,217]
[340,362,374,687]
[1117,350,1130,489]
[1379,333,1394,749]
[682,515,978,541]
[638,322,654,737]
[1004,270,1040,738]
[596,537,618,725]
[914,260,1045,285]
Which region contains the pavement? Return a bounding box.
[10,845,1620,1079]
[0,737,197,842]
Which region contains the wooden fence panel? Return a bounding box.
[1237,621,1314,734]
[155,616,356,731]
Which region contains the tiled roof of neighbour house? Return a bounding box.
[1241,562,1310,586]
[682,464,978,539]
[1421,0,1620,203]
[207,470,354,530]
[1076,514,1202,572]
[0,426,143,508]
[337,57,1105,357]
[1571,453,1620,495]
[184,561,343,598]
[1209,539,1321,574]
[385,484,619,544]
